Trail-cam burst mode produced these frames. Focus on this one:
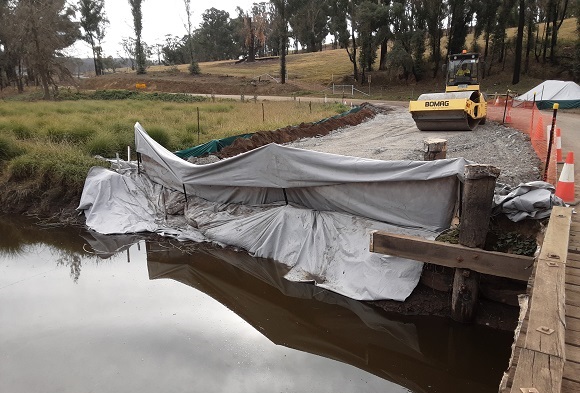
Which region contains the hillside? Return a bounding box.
[78,18,578,101]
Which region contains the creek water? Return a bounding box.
[0,214,513,393]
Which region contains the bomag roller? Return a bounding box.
[409,51,487,131]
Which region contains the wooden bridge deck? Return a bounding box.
[563,213,580,392]
[500,199,580,392]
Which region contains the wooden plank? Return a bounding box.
[567,344,580,364]
[566,283,580,294]
[538,207,572,259]
[524,258,567,357]
[567,265,580,278]
[567,288,580,307]
[567,274,580,286]
[524,207,571,359]
[370,232,533,281]
[563,360,580,384]
[509,349,564,393]
[567,316,580,333]
[568,304,580,319]
[568,255,580,267]
[561,379,580,393]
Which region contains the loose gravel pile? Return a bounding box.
[286,104,542,187]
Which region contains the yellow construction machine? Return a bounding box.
[409,51,487,131]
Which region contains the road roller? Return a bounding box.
[409,51,487,131]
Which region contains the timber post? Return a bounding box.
[423,138,447,161]
[452,164,500,323]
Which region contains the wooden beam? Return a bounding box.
[370,232,533,281]
[506,207,572,393]
[509,349,564,393]
[524,207,571,359]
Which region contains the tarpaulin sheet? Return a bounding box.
[78,123,475,301]
[174,133,253,159]
[493,181,565,221]
[135,123,468,232]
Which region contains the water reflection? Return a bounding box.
[0,214,512,393]
[147,243,512,393]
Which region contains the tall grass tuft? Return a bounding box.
[0,136,24,162]
[46,126,94,144]
[145,127,171,149]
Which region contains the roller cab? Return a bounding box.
[409,52,487,131]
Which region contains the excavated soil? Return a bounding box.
[216,103,385,158]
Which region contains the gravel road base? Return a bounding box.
[286,104,542,187]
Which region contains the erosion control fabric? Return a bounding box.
[79,123,474,301]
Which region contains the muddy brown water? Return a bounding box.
[0,214,513,393]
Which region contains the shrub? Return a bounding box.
[189,61,201,75]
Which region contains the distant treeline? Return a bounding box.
[0,0,578,99]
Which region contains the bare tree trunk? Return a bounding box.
[524,9,533,74]
[379,38,388,70]
[279,1,287,84]
[512,0,525,84]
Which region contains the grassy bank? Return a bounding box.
[0,92,348,216]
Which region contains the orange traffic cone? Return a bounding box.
[494,93,500,106]
[555,152,576,203]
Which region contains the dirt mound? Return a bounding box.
[217,103,387,158]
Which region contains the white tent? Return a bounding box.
[515,80,580,109]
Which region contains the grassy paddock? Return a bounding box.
[0,97,348,207]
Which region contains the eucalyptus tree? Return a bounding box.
[423,0,445,77]
[160,35,188,65]
[386,0,427,82]
[329,0,360,81]
[356,0,390,81]
[472,0,500,77]
[128,0,146,74]
[0,0,16,90]
[446,0,476,56]
[288,0,330,52]
[12,0,79,99]
[547,0,569,63]
[488,0,517,75]
[195,8,238,61]
[270,0,292,83]
[512,0,526,84]
[183,0,200,74]
[78,0,108,76]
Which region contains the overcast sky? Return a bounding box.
[69,0,257,57]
